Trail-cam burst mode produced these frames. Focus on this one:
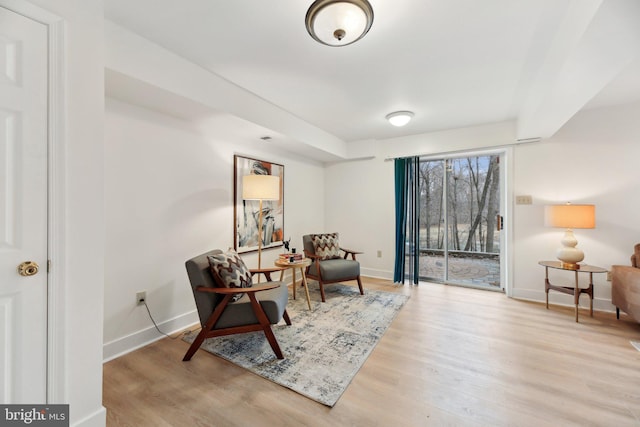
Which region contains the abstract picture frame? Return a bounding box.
[233,155,284,254]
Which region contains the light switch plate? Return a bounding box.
[515,195,532,205]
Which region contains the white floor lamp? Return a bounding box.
[242,174,280,269]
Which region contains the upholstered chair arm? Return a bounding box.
[632,243,640,268]
[611,264,640,323]
[195,283,279,294]
[340,247,363,260]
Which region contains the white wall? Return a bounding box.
[2,0,106,425]
[325,101,640,311]
[511,101,640,308]
[325,158,396,279]
[52,2,106,424]
[103,98,325,360]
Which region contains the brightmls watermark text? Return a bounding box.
[1,405,68,426]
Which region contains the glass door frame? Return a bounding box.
[418,147,510,294]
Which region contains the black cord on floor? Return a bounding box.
[142,300,184,340]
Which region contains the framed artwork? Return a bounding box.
[233,155,284,254]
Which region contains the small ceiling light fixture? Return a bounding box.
[386,111,414,127]
[305,0,374,47]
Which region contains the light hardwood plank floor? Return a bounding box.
[103,278,640,426]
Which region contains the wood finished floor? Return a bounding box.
[103,278,640,427]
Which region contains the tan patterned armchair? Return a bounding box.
[611,244,640,323]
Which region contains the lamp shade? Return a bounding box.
[544,204,595,229]
[305,0,374,47]
[242,175,280,200]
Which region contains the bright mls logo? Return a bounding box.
[1,405,69,426]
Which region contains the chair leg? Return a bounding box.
[183,328,209,361]
[248,293,284,359]
[262,325,284,359]
[356,276,364,295]
[183,294,232,361]
[616,307,620,319]
[283,309,292,326]
[318,280,326,302]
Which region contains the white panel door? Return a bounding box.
[0,6,48,403]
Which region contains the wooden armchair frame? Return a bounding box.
[304,246,364,302]
[183,267,291,361]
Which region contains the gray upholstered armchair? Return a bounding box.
[302,233,364,302]
[182,249,291,361]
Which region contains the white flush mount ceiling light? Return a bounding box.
[305,0,374,47]
[386,111,414,127]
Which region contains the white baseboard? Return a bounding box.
[72,406,106,427]
[103,310,199,362]
[361,267,393,280]
[358,272,617,312]
[511,288,615,312]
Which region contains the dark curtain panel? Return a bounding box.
[393,157,420,284]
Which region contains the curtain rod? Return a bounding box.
[383,137,542,161]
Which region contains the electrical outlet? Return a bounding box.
[136,291,146,306]
[377,250,382,258]
[515,195,532,205]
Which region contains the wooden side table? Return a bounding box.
[274,258,312,310]
[538,260,607,322]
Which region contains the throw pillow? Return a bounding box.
[311,233,341,260]
[207,249,253,302]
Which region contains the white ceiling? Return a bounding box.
[104,0,640,150]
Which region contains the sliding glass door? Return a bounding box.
[419,154,502,290]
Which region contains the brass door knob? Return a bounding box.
[18,261,39,276]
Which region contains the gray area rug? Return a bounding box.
[183,284,409,406]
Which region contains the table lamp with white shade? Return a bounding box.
[242,174,280,269]
[544,203,595,269]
